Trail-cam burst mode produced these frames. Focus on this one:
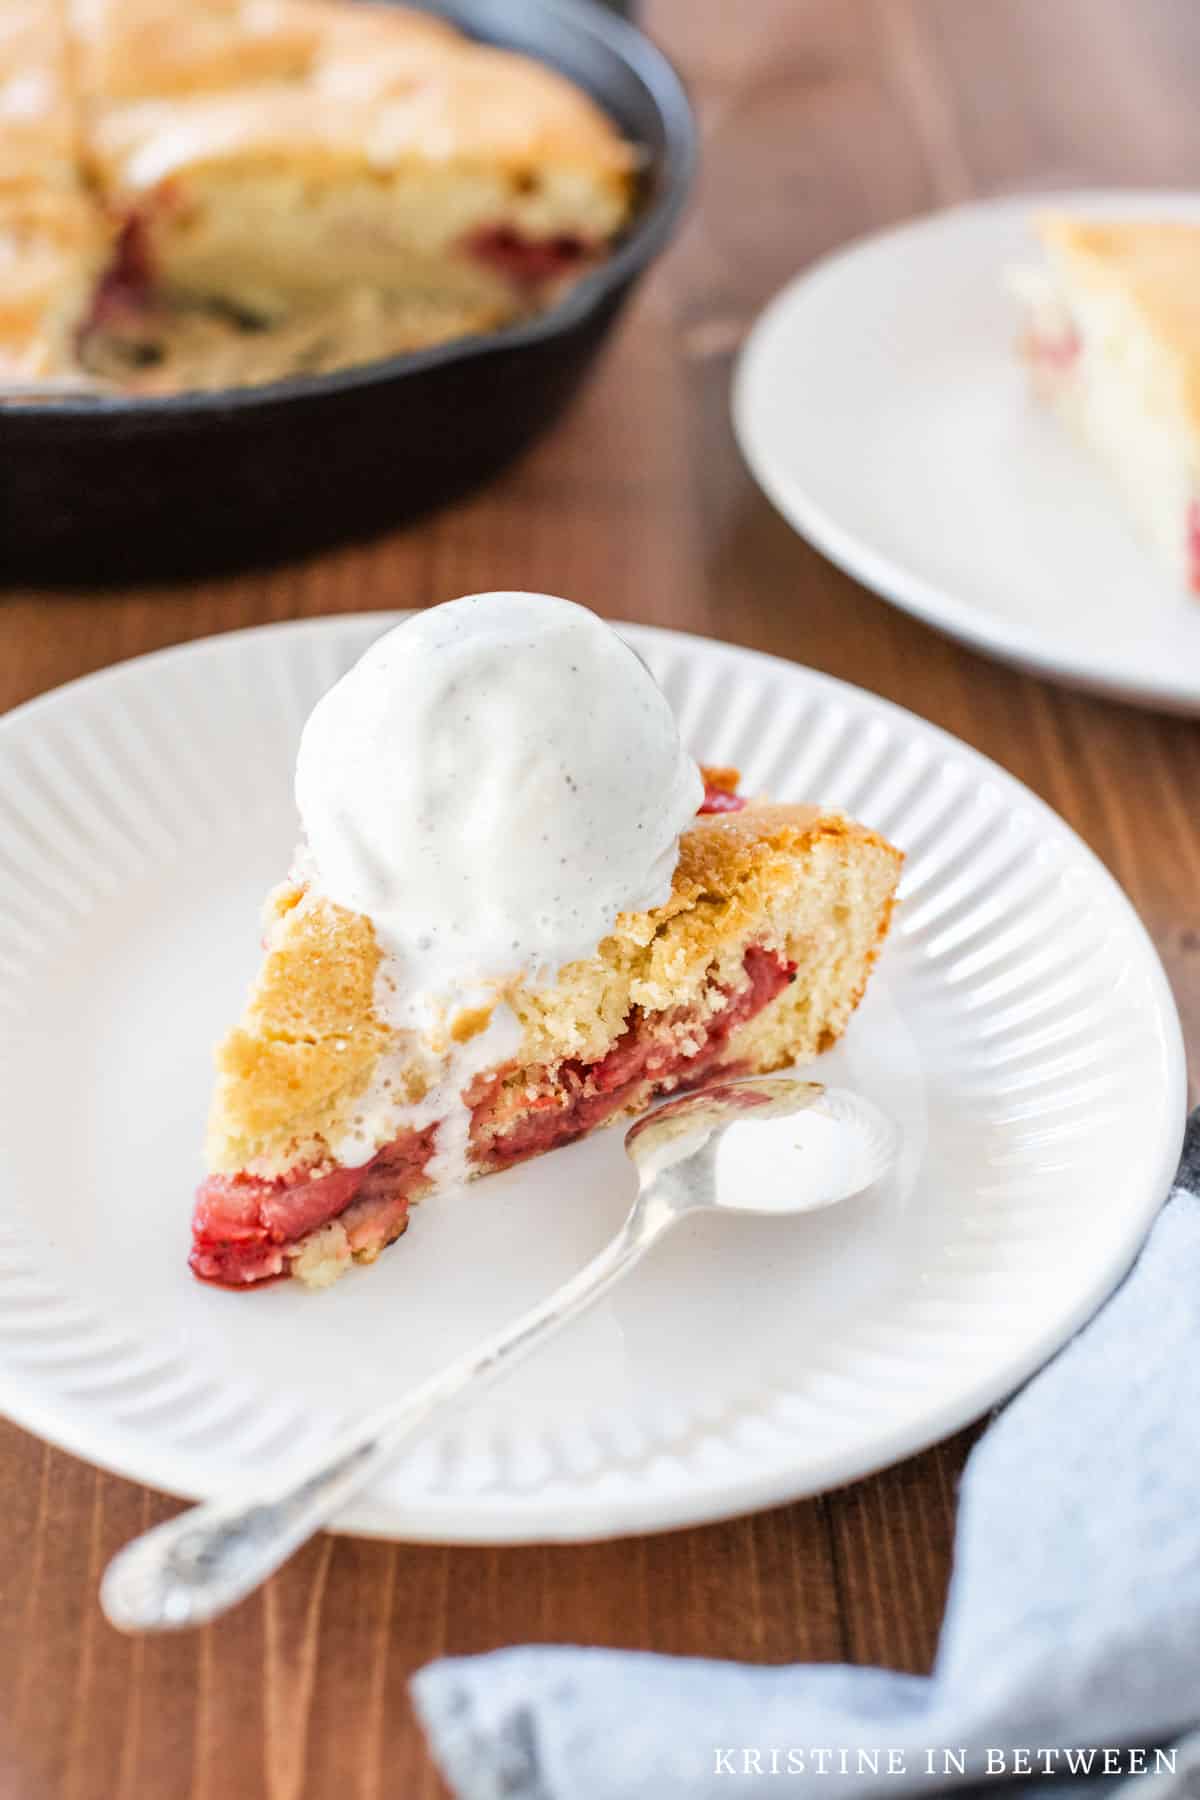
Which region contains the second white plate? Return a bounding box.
[734,189,1200,713]
[0,616,1185,1541]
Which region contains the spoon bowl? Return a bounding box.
[626,1078,899,1214]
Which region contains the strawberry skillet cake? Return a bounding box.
[191,594,903,1289]
[0,0,636,391]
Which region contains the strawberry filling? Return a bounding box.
[1188,500,1200,595]
[190,946,794,1286]
[698,778,747,815]
[82,214,156,334]
[190,1126,436,1287]
[468,946,796,1170]
[465,224,591,289]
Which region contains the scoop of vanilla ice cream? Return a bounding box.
[295,592,704,1016]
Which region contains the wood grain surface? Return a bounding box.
[2,2,1198,1794]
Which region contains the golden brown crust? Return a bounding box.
[85,8,634,186]
[1035,213,1200,440]
[69,0,325,101]
[669,803,827,903]
[207,881,390,1161]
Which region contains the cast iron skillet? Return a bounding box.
[0,0,695,583]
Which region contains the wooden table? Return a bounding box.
[3,2,1198,1793]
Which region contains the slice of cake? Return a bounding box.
[192,594,902,1289]
[1010,214,1200,590]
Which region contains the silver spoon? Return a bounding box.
[100,1077,897,1633]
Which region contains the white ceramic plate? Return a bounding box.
[734,190,1200,714]
[0,616,1184,1542]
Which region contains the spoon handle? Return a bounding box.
[100,1211,656,1632]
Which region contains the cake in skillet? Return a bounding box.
[1010,214,1200,591]
[0,0,636,394]
[192,593,903,1289]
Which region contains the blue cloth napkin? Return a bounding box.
[413,1112,1200,1800]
